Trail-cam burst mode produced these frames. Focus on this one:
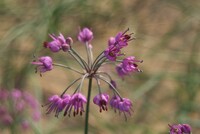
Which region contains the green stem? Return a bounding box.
[84,77,93,134]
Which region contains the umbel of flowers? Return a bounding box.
[32,27,142,133]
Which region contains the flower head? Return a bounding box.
[64,93,87,117]
[181,124,192,134]
[104,46,121,61]
[32,56,53,74]
[44,33,70,52]
[93,93,109,112]
[44,94,70,117]
[116,56,142,77]
[78,28,93,43]
[110,96,133,116]
[169,124,192,134]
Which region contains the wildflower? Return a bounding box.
[32,56,53,74]
[169,124,192,134]
[116,56,142,77]
[104,46,121,61]
[93,93,109,112]
[122,56,142,72]
[64,93,87,117]
[116,63,127,77]
[78,28,93,43]
[44,33,70,52]
[110,96,133,116]
[181,124,192,134]
[44,94,70,117]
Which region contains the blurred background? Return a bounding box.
[0,0,200,133]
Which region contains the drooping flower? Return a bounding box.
[64,93,87,117]
[44,33,70,52]
[114,29,134,48]
[44,94,70,117]
[32,56,53,73]
[116,56,142,77]
[116,63,127,77]
[181,124,192,134]
[122,56,142,72]
[168,124,192,134]
[104,46,121,61]
[93,93,109,112]
[110,96,133,115]
[78,28,93,43]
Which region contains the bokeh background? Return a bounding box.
[0,0,200,133]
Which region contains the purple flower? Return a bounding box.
[114,29,133,49]
[169,124,192,134]
[78,27,93,43]
[44,33,70,52]
[181,124,192,134]
[93,93,109,112]
[110,96,133,115]
[32,56,53,73]
[116,56,142,77]
[116,63,127,77]
[44,94,70,117]
[64,93,87,117]
[104,46,121,61]
[122,56,142,72]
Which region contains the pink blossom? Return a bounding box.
[93,93,109,112]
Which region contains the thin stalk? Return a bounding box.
[71,48,89,71]
[60,77,82,97]
[97,75,123,100]
[94,77,102,94]
[85,42,90,66]
[93,58,107,73]
[97,71,112,80]
[84,78,93,134]
[53,63,83,75]
[69,50,86,70]
[92,55,106,70]
[91,51,104,70]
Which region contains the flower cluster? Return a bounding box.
[32,27,142,119]
[0,89,40,130]
[169,124,192,134]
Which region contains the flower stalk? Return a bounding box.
[84,77,93,134]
